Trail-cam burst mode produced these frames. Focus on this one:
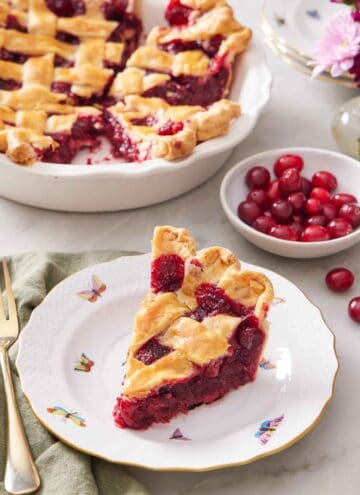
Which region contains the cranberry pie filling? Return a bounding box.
[0,0,250,165]
[113,226,274,430]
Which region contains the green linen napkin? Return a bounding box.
[0,251,148,495]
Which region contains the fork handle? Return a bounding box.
[0,348,40,494]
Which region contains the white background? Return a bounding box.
[1,0,359,493]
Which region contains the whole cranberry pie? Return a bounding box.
[113,226,274,430]
[0,0,251,165]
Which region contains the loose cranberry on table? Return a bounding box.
[245,166,270,190]
[311,171,337,192]
[326,268,354,292]
[348,297,360,323]
[274,154,304,177]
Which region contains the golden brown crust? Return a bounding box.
[123,226,274,398]
[107,96,240,162]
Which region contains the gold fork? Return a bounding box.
[0,261,40,494]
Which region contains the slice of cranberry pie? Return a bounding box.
[113,226,274,430]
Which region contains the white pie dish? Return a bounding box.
[220,147,360,259]
[16,254,338,471]
[0,0,272,212]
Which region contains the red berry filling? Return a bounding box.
[114,315,265,429]
[142,64,230,107]
[42,114,103,163]
[151,254,185,293]
[165,0,193,26]
[157,121,184,136]
[160,35,224,58]
[135,338,173,365]
[188,283,251,321]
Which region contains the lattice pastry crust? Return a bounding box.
[0,0,251,165]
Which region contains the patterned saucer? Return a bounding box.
[262,0,356,87]
[16,254,338,471]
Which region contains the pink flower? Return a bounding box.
[311,10,360,78]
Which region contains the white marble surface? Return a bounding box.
[1,1,359,494]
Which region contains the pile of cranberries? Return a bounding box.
[237,154,360,242]
[325,267,360,324]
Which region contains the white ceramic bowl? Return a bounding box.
[220,147,360,258]
[0,1,272,212]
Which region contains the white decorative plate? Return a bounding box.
[17,254,338,471]
[262,0,344,57]
[0,1,272,212]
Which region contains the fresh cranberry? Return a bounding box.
[331,193,358,211]
[289,222,304,237]
[338,203,360,228]
[322,203,337,222]
[270,199,293,223]
[267,179,281,202]
[165,0,193,25]
[151,254,185,293]
[327,218,353,239]
[252,215,276,234]
[237,201,262,225]
[269,225,298,241]
[306,215,327,227]
[245,167,271,190]
[310,187,331,204]
[305,198,322,216]
[157,121,184,136]
[326,268,354,292]
[279,168,301,194]
[348,297,360,323]
[301,225,330,242]
[312,171,338,192]
[293,214,305,224]
[274,154,304,177]
[288,192,306,212]
[300,177,312,197]
[246,189,271,210]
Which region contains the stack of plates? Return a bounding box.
[261,0,358,88]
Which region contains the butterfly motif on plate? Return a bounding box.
[74,353,95,373]
[274,13,286,26]
[78,275,107,303]
[170,428,191,441]
[306,9,320,20]
[255,414,284,445]
[259,358,276,370]
[47,406,87,427]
